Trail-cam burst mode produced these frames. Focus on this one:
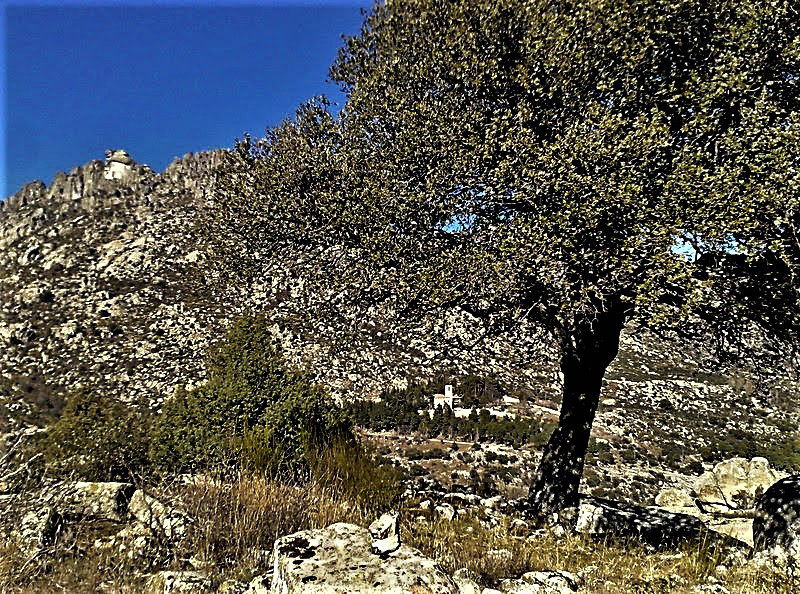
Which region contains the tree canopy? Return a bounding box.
[211,0,800,515]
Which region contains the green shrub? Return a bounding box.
[37,389,151,482]
[755,438,800,472]
[150,312,352,476]
[241,388,352,479]
[308,440,405,516]
[148,385,238,472]
[35,313,355,482]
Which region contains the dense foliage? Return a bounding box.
[37,389,151,482]
[347,380,553,448]
[218,0,799,341]
[37,314,354,481]
[150,313,353,477]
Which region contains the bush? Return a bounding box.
[37,389,151,482]
[241,389,352,479]
[34,312,359,483]
[308,441,405,516]
[149,312,352,476]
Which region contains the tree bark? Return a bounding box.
[528,304,627,518]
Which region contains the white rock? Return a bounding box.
[435,503,456,521]
[520,570,580,593]
[486,548,513,563]
[655,487,694,509]
[16,507,62,554]
[695,457,785,510]
[369,511,398,540]
[143,571,211,593]
[499,579,538,594]
[691,585,731,594]
[271,522,458,593]
[128,490,190,541]
[56,481,135,522]
[452,569,481,594]
[217,580,247,594]
[480,496,503,510]
[510,518,529,533]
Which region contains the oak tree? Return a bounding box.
[213,0,800,516]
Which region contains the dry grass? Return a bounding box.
[403,514,800,594]
[0,528,147,593]
[0,443,403,592]
[173,471,383,582]
[0,473,378,593]
[3,465,800,593]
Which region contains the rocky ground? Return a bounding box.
[1,455,798,593]
[2,150,798,453]
[0,150,551,428]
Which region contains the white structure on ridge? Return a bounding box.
[104,149,135,181]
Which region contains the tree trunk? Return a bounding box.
[528,305,627,518]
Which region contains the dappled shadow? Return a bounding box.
[573,495,747,550]
[753,475,800,555]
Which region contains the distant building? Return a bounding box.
[103,149,135,181]
[433,384,459,410]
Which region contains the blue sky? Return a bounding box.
[3,0,370,198]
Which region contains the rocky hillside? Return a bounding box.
[1,150,228,430]
[1,150,798,466]
[0,150,550,429]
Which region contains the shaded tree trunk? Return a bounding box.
[528,304,627,518]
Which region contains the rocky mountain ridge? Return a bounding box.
[1,150,798,468]
[1,150,227,430]
[0,150,552,430]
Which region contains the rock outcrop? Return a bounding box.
[10,480,187,560]
[571,496,739,550]
[269,522,458,593]
[144,571,212,594]
[128,489,191,542]
[695,458,785,511]
[56,480,136,522]
[655,457,787,545]
[495,570,580,594]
